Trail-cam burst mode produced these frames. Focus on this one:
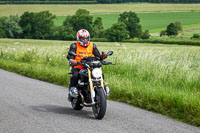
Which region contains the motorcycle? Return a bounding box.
[68,51,113,119]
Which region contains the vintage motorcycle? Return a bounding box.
[68,51,113,119]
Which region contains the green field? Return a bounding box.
[1,4,200,34]
[0,39,200,126]
[1,4,200,17]
[55,11,200,33]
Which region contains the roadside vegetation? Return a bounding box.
[0,39,200,126]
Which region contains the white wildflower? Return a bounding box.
[122,45,127,49]
[115,42,120,46]
[14,42,19,45]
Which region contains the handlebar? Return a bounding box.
[70,60,113,67]
[69,50,114,67]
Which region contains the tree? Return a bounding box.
[3,15,22,38]
[20,12,34,38]
[166,23,178,36]
[0,17,6,38]
[63,9,93,36]
[0,22,4,38]
[20,11,56,39]
[118,11,142,38]
[105,22,129,42]
[53,26,76,40]
[75,9,89,16]
[93,17,104,38]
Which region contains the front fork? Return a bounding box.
[88,69,109,104]
[88,68,95,104]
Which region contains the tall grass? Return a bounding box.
[0,39,200,126]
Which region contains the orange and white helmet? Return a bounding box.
[77,29,90,47]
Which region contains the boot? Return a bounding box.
[68,84,73,102]
[68,93,73,102]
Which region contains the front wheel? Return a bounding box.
[92,87,107,119]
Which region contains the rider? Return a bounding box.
[67,29,105,101]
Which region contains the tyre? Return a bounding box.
[71,98,84,110]
[92,87,107,119]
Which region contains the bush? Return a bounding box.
[174,21,182,32]
[140,30,151,39]
[160,30,166,37]
[166,23,178,36]
[192,33,200,39]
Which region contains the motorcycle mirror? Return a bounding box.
[68,51,77,56]
[107,51,113,56]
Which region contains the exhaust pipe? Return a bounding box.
[80,93,96,107]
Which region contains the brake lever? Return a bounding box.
[107,62,113,65]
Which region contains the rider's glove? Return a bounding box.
[70,59,77,64]
[100,52,107,60]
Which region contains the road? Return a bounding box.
[0,69,200,133]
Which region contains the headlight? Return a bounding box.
[92,68,102,78]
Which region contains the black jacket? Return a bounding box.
[67,42,101,61]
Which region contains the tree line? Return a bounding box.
[0,9,152,41]
[96,0,200,3]
[1,0,200,4]
[0,9,184,41]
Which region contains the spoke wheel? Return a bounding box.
[92,88,107,119]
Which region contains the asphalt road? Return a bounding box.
[0,69,200,133]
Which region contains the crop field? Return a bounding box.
[0,38,200,126]
[1,4,200,17]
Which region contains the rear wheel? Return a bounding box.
[92,87,107,119]
[71,98,84,110]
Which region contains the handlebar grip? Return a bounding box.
[101,61,112,65]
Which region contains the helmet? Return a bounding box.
[77,29,90,47]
